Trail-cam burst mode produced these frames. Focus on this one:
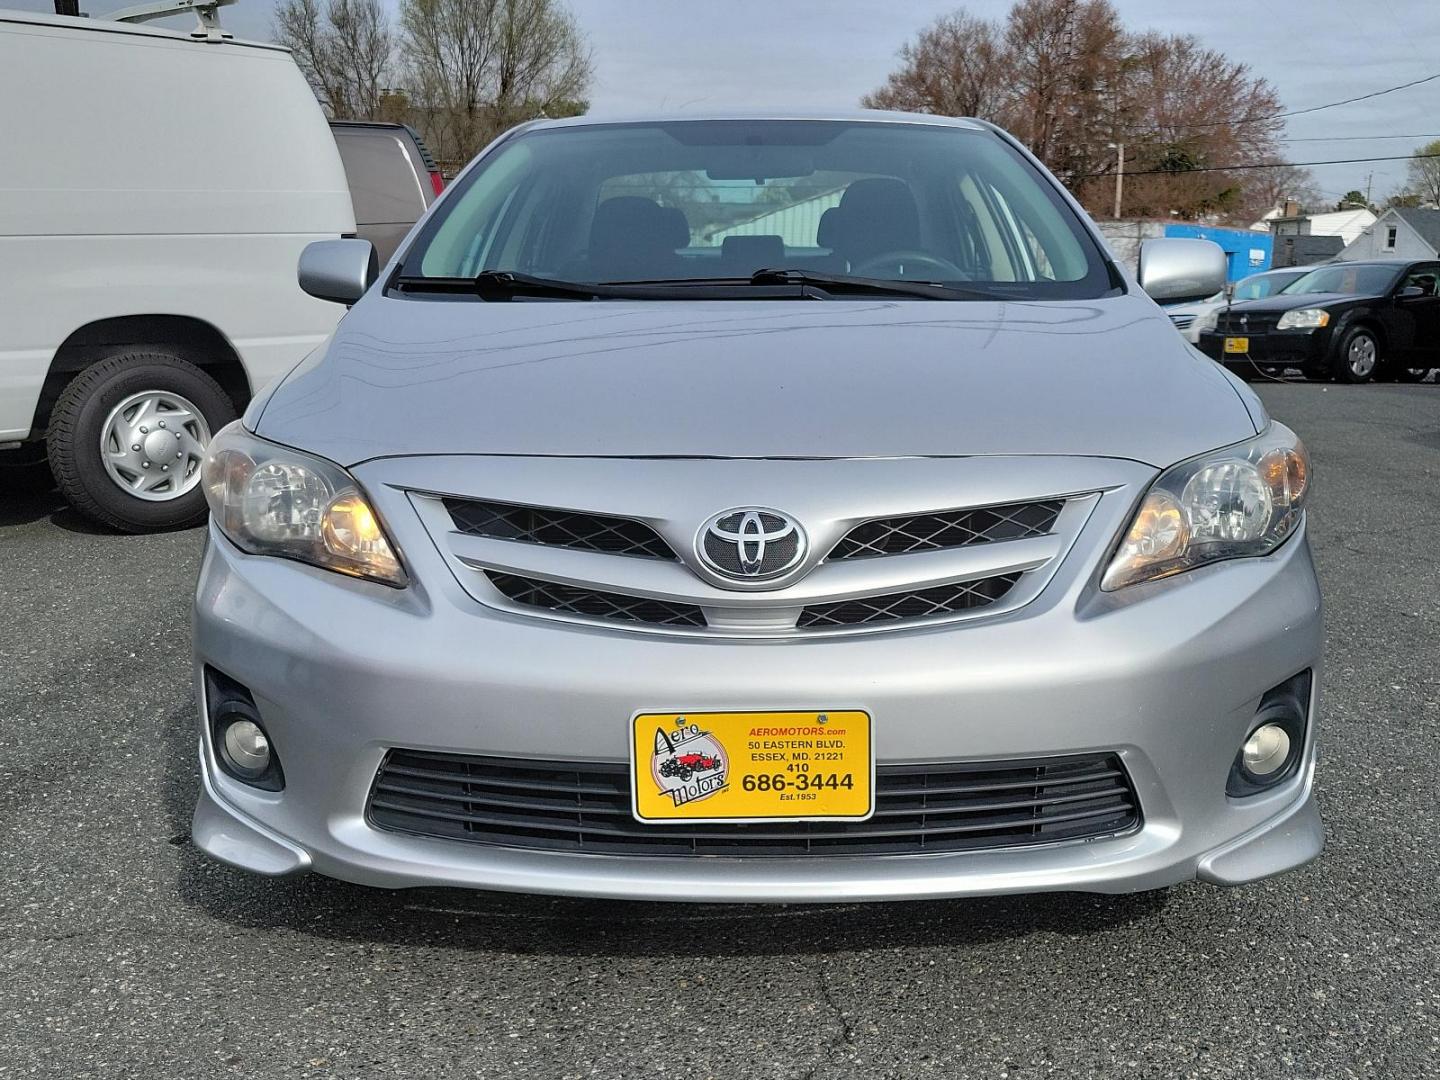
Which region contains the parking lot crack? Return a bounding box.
[800,955,857,1078]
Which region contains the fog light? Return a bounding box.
[222,719,271,778]
[1241,723,1290,776]
[205,666,284,790]
[1227,670,1310,797]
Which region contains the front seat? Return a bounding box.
[586,196,688,281]
[826,178,922,270]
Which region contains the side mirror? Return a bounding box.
[298,239,378,305]
[1397,285,1425,299]
[1138,238,1228,304]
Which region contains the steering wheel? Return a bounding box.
[851,250,967,280]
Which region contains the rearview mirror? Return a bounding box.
[1138,238,1227,304]
[298,239,378,305]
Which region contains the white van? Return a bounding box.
[0,8,355,530]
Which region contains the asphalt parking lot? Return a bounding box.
[1,381,1437,1080]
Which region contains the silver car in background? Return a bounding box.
[192,112,1322,902]
[1164,266,1310,343]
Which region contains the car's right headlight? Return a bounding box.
[201,421,407,587]
[1192,310,1218,334]
[1102,424,1309,591]
[1276,308,1329,330]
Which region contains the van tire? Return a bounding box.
[46,351,236,533]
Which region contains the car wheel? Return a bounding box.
[0,442,55,493]
[46,351,236,533]
[1331,327,1380,383]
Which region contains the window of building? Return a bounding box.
[1386,226,1398,249]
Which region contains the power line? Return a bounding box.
[1279,133,1440,143]
[1080,152,1440,181]
[1180,70,1440,130]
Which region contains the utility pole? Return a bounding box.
[1112,143,1125,219]
[1364,172,1373,206]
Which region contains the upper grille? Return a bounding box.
[798,574,1019,628]
[1167,313,1196,330]
[830,500,1062,559]
[488,572,705,627]
[1216,312,1280,335]
[368,750,1141,856]
[445,497,675,560]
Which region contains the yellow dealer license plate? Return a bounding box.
[1224,336,1249,354]
[630,710,873,823]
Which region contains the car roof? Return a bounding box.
[522,109,990,133]
[0,6,286,51]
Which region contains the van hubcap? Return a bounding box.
[1348,335,1377,378]
[100,390,211,501]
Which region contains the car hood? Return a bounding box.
[255,292,1260,468]
[1226,291,1372,313]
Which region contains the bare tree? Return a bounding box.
[1405,139,1440,207]
[1246,164,1324,217]
[399,0,591,169]
[275,0,393,120]
[861,12,1009,119]
[864,4,1287,222]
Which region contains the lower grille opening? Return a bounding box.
[487,572,706,628]
[798,574,1019,629]
[367,750,1140,857]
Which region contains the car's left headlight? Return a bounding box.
[201,421,407,587]
[1276,308,1329,330]
[1102,424,1309,591]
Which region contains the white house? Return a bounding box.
[1338,207,1440,261]
[1256,207,1377,246]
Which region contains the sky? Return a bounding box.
[15,0,1440,205]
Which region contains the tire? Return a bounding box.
[0,442,55,494]
[1330,327,1380,384]
[46,351,236,532]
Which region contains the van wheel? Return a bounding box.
[46,351,236,532]
[1331,327,1380,383]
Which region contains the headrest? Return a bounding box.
[590,197,688,252]
[721,234,785,270]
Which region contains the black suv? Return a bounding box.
[1197,259,1440,382]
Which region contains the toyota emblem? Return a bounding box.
[697,508,807,582]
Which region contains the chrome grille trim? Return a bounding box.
[408,488,1102,639]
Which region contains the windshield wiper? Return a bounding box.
[749,268,1005,301]
[473,271,611,300]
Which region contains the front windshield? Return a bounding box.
[1232,271,1303,301]
[1282,264,1401,296]
[400,119,1115,299]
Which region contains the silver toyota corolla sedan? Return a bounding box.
[191,112,1322,901]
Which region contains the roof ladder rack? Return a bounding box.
[107,0,236,41]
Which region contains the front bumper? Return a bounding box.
[1197,328,1331,369]
[191,485,1325,901]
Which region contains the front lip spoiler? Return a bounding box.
[191,751,1322,898]
[193,743,311,877]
